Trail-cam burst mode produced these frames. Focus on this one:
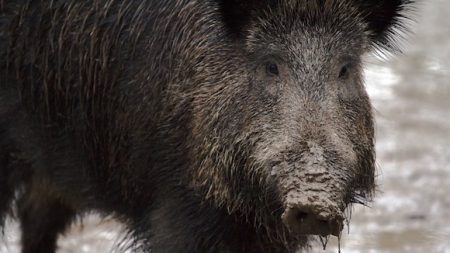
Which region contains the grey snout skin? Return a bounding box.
[282,203,344,237]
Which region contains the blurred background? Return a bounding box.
[1,0,449,252]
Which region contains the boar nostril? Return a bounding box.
[296,211,309,221]
[317,218,329,226]
[282,206,344,237]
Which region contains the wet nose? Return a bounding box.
[282,205,344,236]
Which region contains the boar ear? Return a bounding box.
[217,0,276,37]
[356,0,414,50]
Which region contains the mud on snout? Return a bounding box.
[264,140,360,237]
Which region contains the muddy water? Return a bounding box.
[1,1,450,253]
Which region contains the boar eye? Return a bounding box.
[339,64,351,79]
[266,62,279,76]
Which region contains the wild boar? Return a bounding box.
[0,0,413,252]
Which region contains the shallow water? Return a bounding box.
[1,1,450,253]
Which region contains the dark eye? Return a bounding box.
[339,64,351,79]
[266,62,279,76]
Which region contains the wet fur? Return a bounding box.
[1,1,413,252]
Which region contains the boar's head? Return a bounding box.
[187,0,412,246]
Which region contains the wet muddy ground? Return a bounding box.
[1,1,449,253]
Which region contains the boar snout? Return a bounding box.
[277,163,348,237]
[269,142,350,237]
[281,198,344,237]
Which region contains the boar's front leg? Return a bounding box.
[17,188,75,253]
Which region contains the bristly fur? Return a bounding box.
[1,0,414,253]
[355,0,416,52]
[219,0,415,52]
